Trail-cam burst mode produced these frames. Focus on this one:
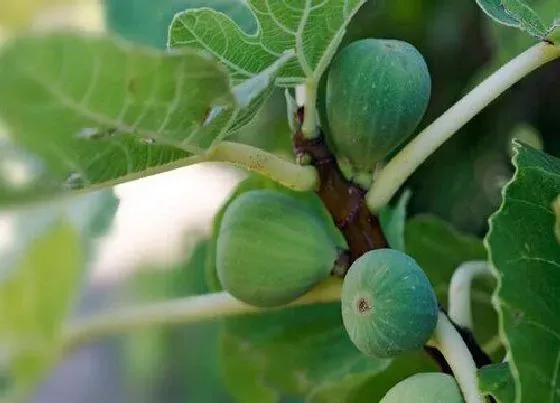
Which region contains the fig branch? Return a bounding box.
[292,107,389,262]
[366,41,560,211]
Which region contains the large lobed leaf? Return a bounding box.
[0,32,291,206]
[168,0,369,86]
[485,142,560,403]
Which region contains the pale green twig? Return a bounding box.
[301,79,318,139]
[61,279,342,355]
[206,141,318,191]
[448,261,493,329]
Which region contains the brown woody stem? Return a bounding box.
[292,107,389,264]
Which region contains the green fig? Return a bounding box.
[217,189,346,307]
[325,38,431,172]
[341,249,437,358]
[380,373,464,403]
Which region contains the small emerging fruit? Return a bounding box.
[326,38,431,172]
[217,190,346,307]
[380,373,464,403]
[341,249,437,358]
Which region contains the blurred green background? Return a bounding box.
[1,0,558,402]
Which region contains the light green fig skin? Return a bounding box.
[325,39,431,171]
[217,190,344,307]
[380,373,464,403]
[341,249,437,358]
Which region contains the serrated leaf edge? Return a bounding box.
[483,139,529,403]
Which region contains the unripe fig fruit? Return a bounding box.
[325,39,431,171]
[217,189,346,307]
[341,249,437,358]
[380,373,464,403]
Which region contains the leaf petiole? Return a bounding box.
[301,79,319,139]
[205,141,318,191]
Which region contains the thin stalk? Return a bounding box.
[301,79,318,139]
[449,261,493,329]
[61,279,342,355]
[367,42,560,211]
[206,141,318,191]
[431,312,484,403]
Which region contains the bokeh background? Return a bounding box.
[0,0,559,402]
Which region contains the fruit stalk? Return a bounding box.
[292,107,389,263]
[430,311,485,403]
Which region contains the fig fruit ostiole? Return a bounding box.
[217,189,348,307]
[341,249,438,358]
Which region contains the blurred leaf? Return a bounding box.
[485,142,560,402]
[554,195,560,243]
[221,331,279,403]
[230,88,293,155]
[379,190,411,251]
[478,362,516,403]
[220,301,390,403]
[169,0,368,85]
[0,187,117,399]
[0,0,71,29]
[1,190,118,275]
[105,0,257,49]
[475,0,548,37]
[405,215,499,348]
[0,220,82,397]
[0,31,291,205]
[125,241,230,403]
